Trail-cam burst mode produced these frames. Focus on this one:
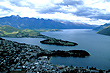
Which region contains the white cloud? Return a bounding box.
[0,1,11,7]
[20,0,30,6]
[0,0,110,25]
[32,12,110,25]
[83,0,110,13]
[59,5,77,12]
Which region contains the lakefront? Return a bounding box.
[0,15,110,73]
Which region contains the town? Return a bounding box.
[0,38,109,73]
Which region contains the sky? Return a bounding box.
[0,0,110,25]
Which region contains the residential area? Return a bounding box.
[0,38,109,73]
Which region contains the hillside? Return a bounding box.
[93,23,110,31]
[0,15,95,29]
[0,25,20,37]
[97,25,110,36]
[0,25,60,38]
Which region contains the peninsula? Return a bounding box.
[37,50,90,58]
[0,25,60,38]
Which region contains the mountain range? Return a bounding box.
[0,15,96,29]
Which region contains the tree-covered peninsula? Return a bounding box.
[37,50,90,58]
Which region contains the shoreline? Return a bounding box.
[0,37,109,72]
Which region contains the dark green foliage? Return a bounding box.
[37,50,90,58]
[40,38,78,46]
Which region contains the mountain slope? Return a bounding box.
[0,25,20,36]
[0,25,20,33]
[97,25,110,36]
[93,23,110,31]
[0,15,95,29]
[0,25,40,37]
[0,25,60,37]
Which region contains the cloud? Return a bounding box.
[8,0,22,7]
[0,6,12,12]
[72,7,110,20]
[59,0,83,6]
[33,12,110,25]
[0,0,110,25]
[39,5,61,14]
[73,7,97,17]
[88,14,110,20]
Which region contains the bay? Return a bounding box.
[3,29,110,70]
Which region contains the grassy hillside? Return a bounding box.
[0,25,20,33]
[97,25,110,36]
[0,25,20,37]
[0,25,60,38]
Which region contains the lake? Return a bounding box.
[3,29,110,70]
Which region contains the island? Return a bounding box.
[40,38,78,46]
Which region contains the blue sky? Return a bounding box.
[0,0,110,25]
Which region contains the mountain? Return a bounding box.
[93,23,110,36]
[97,25,110,36]
[93,23,110,31]
[0,15,96,29]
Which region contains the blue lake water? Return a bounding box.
[3,29,110,70]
